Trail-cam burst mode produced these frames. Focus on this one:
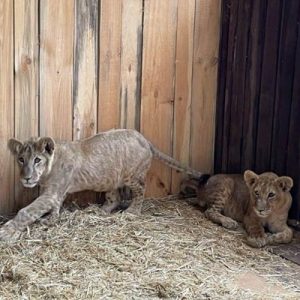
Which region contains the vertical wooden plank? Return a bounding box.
[141,0,178,196]
[226,0,252,173]
[120,0,143,130]
[271,0,300,173]
[214,0,230,173]
[190,0,221,173]
[240,0,266,172]
[73,0,98,140]
[72,0,98,205]
[0,0,14,214]
[98,0,122,131]
[39,0,74,139]
[255,0,282,173]
[221,0,239,172]
[14,0,39,210]
[171,0,195,193]
[286,22,300,220]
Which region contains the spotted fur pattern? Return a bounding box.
[0,129,203,241]
[180,171,293,248]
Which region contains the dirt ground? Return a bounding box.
[0,198,299,299]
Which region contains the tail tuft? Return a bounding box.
[197,174,210,186]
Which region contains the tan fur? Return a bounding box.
[180,171,293,248]
[0,129,203,241]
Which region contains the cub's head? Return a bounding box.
[8,137,55,188]
[244,170,293,218]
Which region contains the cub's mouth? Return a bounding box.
[254,208,271,218]
[21,180,38,188]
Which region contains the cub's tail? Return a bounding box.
[149,142,204,179]
[180,175,210,196]
[179,174,210,206]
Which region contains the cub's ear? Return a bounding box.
[244,170,259,187]
[36,137,55,155]
[276,176,293,192]
[8,139,23,156]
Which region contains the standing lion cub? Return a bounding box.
[0,129,203,241]
[180,171,293,248]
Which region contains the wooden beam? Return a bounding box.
[0,0,14,214]
[39,0,74,140]
[141,0,178,196]
[190,0,221,173]
[14,0,39,210]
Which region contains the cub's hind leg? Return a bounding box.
[204,180,238,230]
[125,179,145,214]
[101,190,121,214]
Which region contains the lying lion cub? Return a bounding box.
[180,171,293,248]
[0,129,203,241]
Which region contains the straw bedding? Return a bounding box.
[0,197,299,299]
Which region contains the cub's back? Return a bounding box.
[204,174,251,222]
[76,129,152,169]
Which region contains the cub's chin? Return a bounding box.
[22,181,38,188]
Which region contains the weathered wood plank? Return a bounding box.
[72,0,98,205]
[120,0,143,130]
[98,0,122,131]
[39,0,74,139]
[0,0,14,214]
[14,0,39,210]
[171,0,195,193]
[255,0,282,173]
[141,0,178,196]
[227,0,252,173]
[241,0,267,172]
[286,21,300,220]
[221,0,239,172]
[214,0,230,173]
[271,0,300,173]
[73,0,98,140]
[190,0,221,173]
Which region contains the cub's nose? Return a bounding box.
[24,177,31,182]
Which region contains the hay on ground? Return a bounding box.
[0,198,299,299]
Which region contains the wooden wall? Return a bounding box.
[0,0,221,215]
[215,0,300,220]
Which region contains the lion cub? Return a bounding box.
[180,171,293,248]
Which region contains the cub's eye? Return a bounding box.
[34,157,41,164]
[254,190,259,197]
[268,192,276,198]
[18,157,24,164]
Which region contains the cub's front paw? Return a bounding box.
[222,219,239,230]
[0,221,22,242]
[245,235,267,248]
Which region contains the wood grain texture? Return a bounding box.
[271,0,300,173]
[73,0,98,140]
[190,0,221,173]
[287,21,300,220]
[39,0,74,139]
[227,0,252,173]
[240,0,266,172]
[98,0,122,131]
[171,0,195,193]
[14,0,39,210]
[120,0,143,130]
[73,0,98,205]
[214,0,230,173]
[255,0,281,173]
[0,0,14,214]
[221,0,239,172]
[141,0,178,196]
